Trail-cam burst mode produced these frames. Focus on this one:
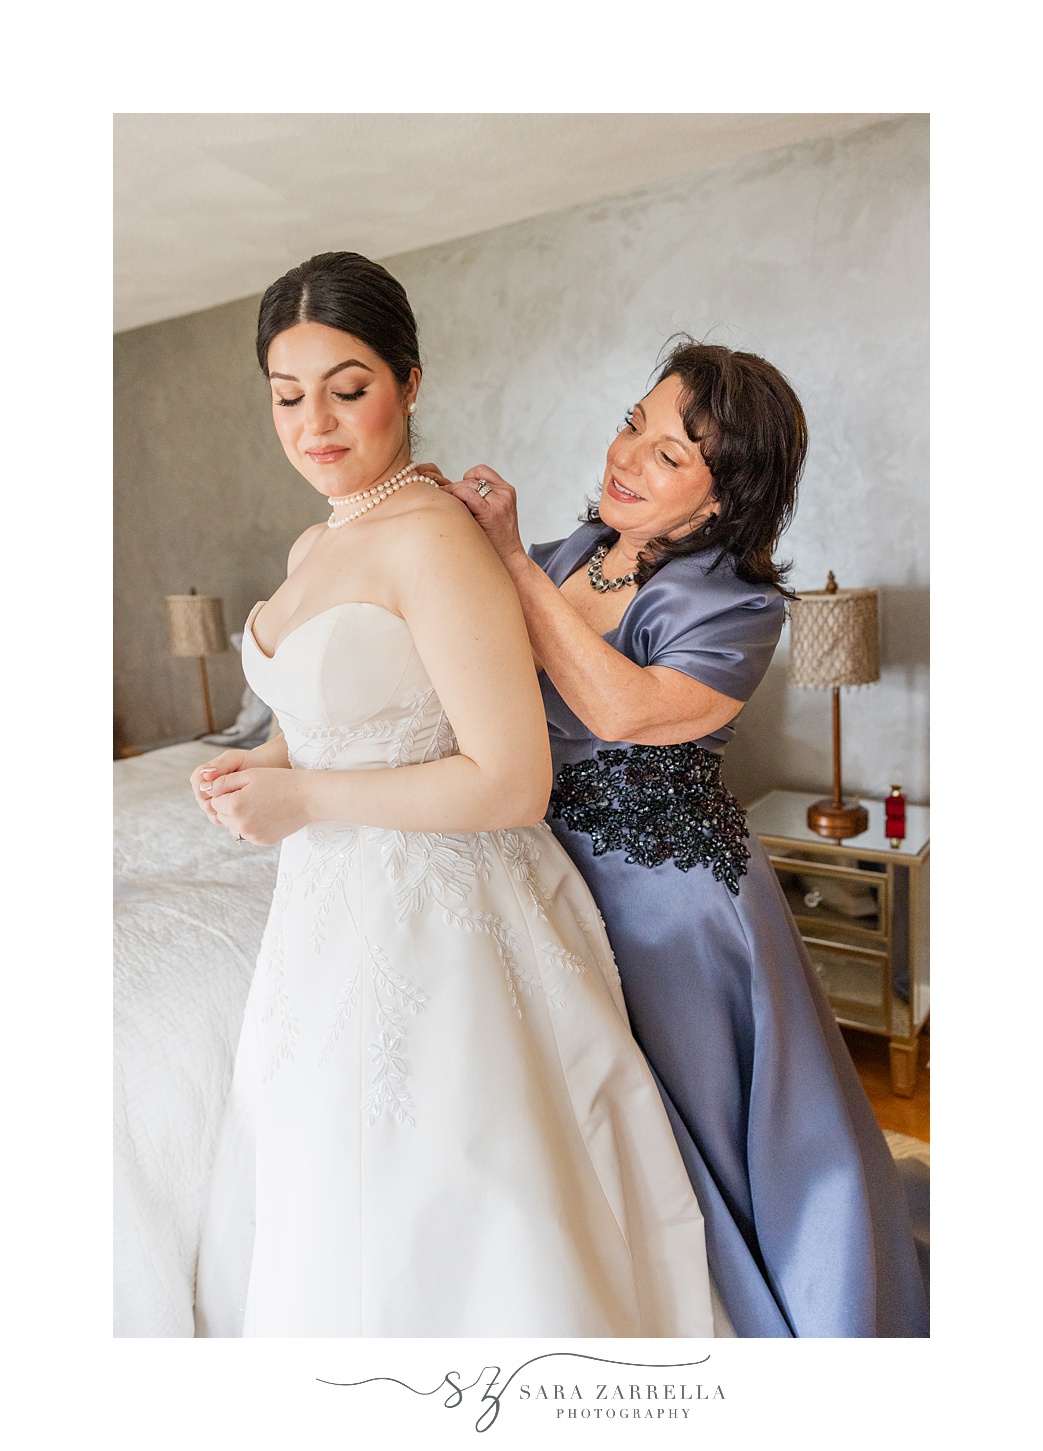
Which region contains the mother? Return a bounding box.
[441,340,928,1338]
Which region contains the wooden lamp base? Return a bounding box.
[805,683,870,840]
[198,655,216,735]
[806,797,868,840]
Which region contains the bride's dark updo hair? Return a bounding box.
[256,251,422,389]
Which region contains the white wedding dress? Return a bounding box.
[193,599,717,1337]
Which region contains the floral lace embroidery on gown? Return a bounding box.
[193,600,718,1338]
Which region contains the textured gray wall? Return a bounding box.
[114,115,927,806]
[114,298,325,752]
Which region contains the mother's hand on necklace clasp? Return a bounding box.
[439,466,527,569]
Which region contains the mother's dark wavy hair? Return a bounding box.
[586,337,808,594]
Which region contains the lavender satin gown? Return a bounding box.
[531,524,928,1338]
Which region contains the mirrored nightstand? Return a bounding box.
[746,789,929,1097]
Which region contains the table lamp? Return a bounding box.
[788,571,880,839]
[165,589,228,735]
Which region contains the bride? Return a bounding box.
[189,251,723,1338]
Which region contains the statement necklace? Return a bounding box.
[587,542,638,592]
[327,466,436,528]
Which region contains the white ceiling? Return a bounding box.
[114,112,895,333]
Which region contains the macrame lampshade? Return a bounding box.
[788,572,880,838]
[165,590,228,734]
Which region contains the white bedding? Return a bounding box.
[113,742,278,1336]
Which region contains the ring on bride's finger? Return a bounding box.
[474,479,492,497]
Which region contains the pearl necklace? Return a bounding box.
[587,542,638,591]
[326,467,435,528]
[327,462,416,510]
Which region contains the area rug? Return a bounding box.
[884,1129,930,1165]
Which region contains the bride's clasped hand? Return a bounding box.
[194,757,312,846]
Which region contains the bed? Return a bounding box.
[113,741,279,1336]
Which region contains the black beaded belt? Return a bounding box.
[549,743,750,895]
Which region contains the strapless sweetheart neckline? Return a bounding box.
[246,598,407,661]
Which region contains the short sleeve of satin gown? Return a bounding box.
[626,562,786,703]
[528,539,564,571]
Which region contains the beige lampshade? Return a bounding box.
[165,594,228,658]
[788,579,880,689]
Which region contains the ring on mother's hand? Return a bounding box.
[474,479,492,497]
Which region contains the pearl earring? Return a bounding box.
[408,402,417,414]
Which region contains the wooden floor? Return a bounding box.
[841,1026,930,1142]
